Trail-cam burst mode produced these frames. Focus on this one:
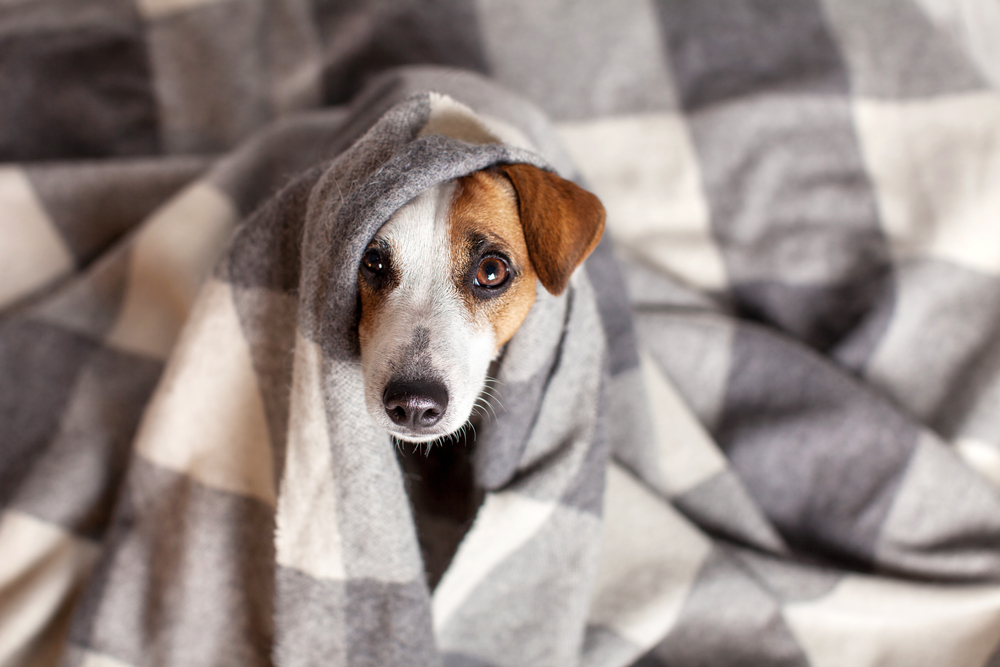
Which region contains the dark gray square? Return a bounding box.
[715,323,920,565]
[0,0,157,160]
[69,459,276,666]
[314,0,489,106]
[273,570,436,666]
[654,0,848,110]
[10,344,162,539]
[221,171,313,293]
[344,579,437,665]
[0,319,99,507]
[687,93,889,351]
[146,0,270,153]
[822,0,987,98]
[734,273,890,353]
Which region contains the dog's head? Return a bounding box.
[357,164,605,442]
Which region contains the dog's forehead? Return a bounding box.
[374,181,456,280]
[376,181,453,239]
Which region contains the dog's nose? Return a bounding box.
[383,379,449,429]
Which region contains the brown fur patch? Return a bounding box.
[497,164,605,296]
[449,171,538,350]
[357,240,398,351]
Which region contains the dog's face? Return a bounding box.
[358,164,604,443]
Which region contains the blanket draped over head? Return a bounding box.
[3,4,1000,666]
[2,75,626,666]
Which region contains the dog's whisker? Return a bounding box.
[474,397,498,423]
[484,377,507,390]
[480,388,502,401]
[480,390,504,407]
[478,387,500,403]
[481,386,503,398]
[474,391,501,423]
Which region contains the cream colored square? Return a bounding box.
[638,350,728,497]
[586,463,712,652]
[557,114,727,292]
[784,575,1000,667]
[420,93,503,146]
[854,92,1000,275]
[0,510,100,665]
[134,279,276,506]
[135,0,230,20]
[274,334,346,583]
[420,94,537,153]
[0,167,74,310]
[956,437,1000,490]
[79,650,138,667]
[105,182,238,360]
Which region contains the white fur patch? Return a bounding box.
[420,93,503,145]
[360,183,497,442]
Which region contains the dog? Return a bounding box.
[357,163,605,444]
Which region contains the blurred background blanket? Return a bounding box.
[2,1,1000,666]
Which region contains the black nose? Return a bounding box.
[383,379,449,429]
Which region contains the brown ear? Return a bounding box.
[497,163,605,296]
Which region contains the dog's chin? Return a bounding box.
[363,400,475,445]
[375,415,472,445]
[388,429,454,445]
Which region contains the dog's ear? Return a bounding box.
[498,163,605,296]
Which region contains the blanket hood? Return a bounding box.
[68,90,616,666]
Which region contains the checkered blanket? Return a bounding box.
[3,1,1000,666]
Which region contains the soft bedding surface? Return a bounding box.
[2,2,1000,666]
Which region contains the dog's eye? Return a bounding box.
[361,248,386,275]
[475,257,509,288]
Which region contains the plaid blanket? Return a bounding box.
[3,1,1000,666]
